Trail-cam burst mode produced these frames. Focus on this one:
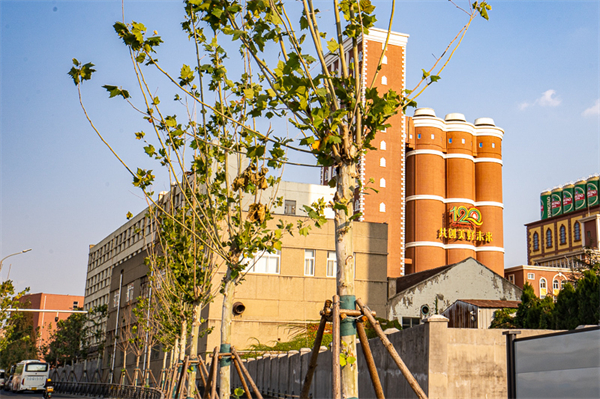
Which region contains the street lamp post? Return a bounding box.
[0,248,32,275]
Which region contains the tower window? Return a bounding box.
[546,229,553,248]
[382,55,388,64]
[381,76,387,85]
[448,138,452,144]
[462,138,466,144]
[380,141,386,150]
[380,178,386,188]
[379,203,386,212]
[431,134,435,139]
[417,134,421,139]
[574,221,581,241]
[559,225,567,245]
[492,143,496,148]
[533,232,539,251]
[380,158,386,167]
[479,142,483,148]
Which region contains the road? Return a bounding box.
[0,389,71,399]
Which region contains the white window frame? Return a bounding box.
[126,283,134,302]
[527,273,535,280]
[246,250,281,274]
[326,251,337,278]
[508,274,514,283]
[304,250,315,276]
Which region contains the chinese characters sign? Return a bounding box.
[438,206,492,243]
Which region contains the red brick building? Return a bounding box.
[503,265,573,299]
[19,293,84,348]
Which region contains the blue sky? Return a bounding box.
[1,0,599,295]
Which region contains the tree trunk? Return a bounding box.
[219,278,235,399]
[188,302,202,398]
[179,320,188,362]
[335,162,359,398]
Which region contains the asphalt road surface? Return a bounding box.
[0,389,72,399]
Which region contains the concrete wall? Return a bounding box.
[231,316,553,399]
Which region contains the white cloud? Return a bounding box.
[519,89,561,110]
[538,89,561,107]
[582,99,600,116]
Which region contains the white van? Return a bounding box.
[11,360,49,392]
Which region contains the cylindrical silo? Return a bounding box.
[588,175,599,207]
[551,187,563,217]
[575,179,587,210]
[405,108,447,274]
[562,184,574,214]
[444,113,476,265]
[541,190,551,219]
[473,117,504,276]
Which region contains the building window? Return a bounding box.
[561,280,567,289]
[379,178,386,188]
[246,250,281,274]
[382,55,387,64]
[540,278,547,299]
[380,157,386,167]
[462,138,466,144]
[126,284,134,302]
[448,138,452,144]
[326,251,337,277]
[559,225,567,245]
[533,232,540,251]
[431,134,435,139]
[380,141,386,150]
[304,250,315,276]
[381,76,387,85]
[546,229,553,248]
[113,292,119,308]
[284,200,296,215]
[73,301,79,309]
[574,221,581,241]
[479,142,483,148]
[379,202,386,213]
[417,134,421,139]
[527,273,535,280]
[508,274,514,283]
[553,279,560,292]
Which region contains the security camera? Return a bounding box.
[55,316,59,322]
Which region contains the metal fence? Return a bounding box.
[54,381,164,399]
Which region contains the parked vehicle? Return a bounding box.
[0,369,6,388]
[4,366,15,391]
[11,360,49,392]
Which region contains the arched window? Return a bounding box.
[574,221,581,241]
[382,55,388,64]
[560,225,567,245]
[379,178,386,188]
[380,157,386,167]
[381,76,387,85]
[540,278,547,299]
[379,203,386,213]
[533,232,540,251]
[546,229,553,248]
[380,141,387,150]
[553,279,560,290]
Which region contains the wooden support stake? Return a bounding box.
[332,295,341,399]
[209,347,219,399]
[198,356,210,387]
[300,299,331,399]
[232,356,252,399]
[356,299,428,399]
[177,356,190,399]
[231,347,263,399]
[356,317,385,399]
[203,349,217,399]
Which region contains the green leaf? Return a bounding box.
[327,39,339,53]
[430,75,441,83]
[102,85,130,99]
[339,353,347,367]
